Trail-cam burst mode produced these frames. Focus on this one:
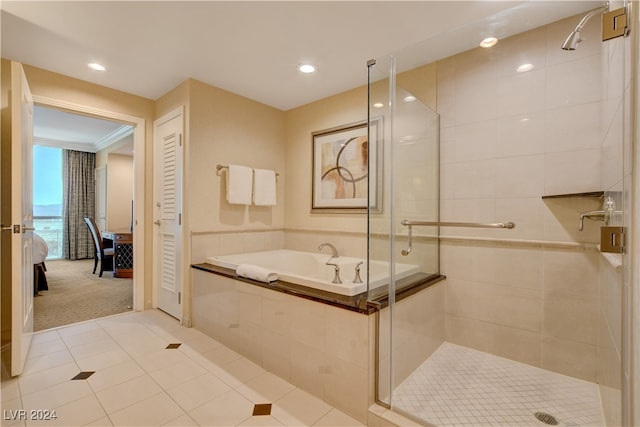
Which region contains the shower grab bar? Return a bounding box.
[400,219,516,256]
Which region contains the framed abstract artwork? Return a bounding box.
[311,117,382,212]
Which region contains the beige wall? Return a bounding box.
[188,79,285,232]
[284,85,368,234]
[106,153,134,231]
[175,79,286,265]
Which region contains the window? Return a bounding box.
[33,145,63,259]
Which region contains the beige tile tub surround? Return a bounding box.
[193,267,445,424]
[192,269,370,422]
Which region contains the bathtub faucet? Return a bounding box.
[325,260,342,284]
[318,242,339,258]
[319,243,341,284]
[353,261,363,284]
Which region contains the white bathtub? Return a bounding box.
[205,249,421,296]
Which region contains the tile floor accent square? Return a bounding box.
[252,403,272,416]
[165,343,181,349]
[71,371,95,380]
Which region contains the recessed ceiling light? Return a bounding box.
[88,62,106,71]
[404,95,417,102]
[517,63,534,73]
[373,102,384,108]
[297,64,316,74]
[480,37,498,48]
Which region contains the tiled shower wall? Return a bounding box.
[437,13,615,383]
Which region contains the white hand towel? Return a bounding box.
[226,164,253,205]
[236,264,278,283]
[253,168,277,206]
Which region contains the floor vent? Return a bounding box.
[534,412,559,425]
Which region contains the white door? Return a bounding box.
[153,108,183,320]
[11,62,34,376]
[95,166,107,230]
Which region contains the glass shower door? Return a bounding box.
[368,54,441,412]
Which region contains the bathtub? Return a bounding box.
[205,249,421,296]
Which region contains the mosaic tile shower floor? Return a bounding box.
[392,342,605,427]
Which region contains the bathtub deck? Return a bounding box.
[192,262,443,314]
[392,342,604,426]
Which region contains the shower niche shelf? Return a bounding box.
[541,191,604,200]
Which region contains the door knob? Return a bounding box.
[154,220,161,225]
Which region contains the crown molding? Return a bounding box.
[94,124,134,152]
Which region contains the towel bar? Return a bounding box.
[216,164,279,176]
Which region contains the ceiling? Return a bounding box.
[2,1,600,113]
[6,1,599,154]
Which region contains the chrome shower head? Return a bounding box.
[561,3,609,51]
[562,30,582,50]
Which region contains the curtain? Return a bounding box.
[62,149,96,260]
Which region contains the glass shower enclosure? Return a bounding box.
[368,1,631,426]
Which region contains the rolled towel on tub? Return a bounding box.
[236,264,278,283]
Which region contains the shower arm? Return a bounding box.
[575,3,609,32]
[400,220,516,256]
[561,2,609,50]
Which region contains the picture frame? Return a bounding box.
[311,117,382,212]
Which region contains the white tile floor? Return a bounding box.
[0,310,365,427]
[392,342,605,427]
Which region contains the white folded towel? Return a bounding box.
[236,264,278,283]
[253,168,277,206]
[226,164,253,205]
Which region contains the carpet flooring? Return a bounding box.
[34,259,133,331]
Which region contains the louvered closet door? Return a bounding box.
[153,108,183,320]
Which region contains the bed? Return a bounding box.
[33,232,49,295]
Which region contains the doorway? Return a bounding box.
[32,96,146,327]
[32,105,135,330]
